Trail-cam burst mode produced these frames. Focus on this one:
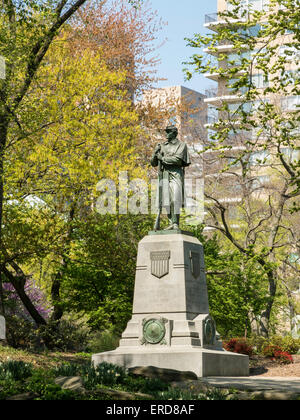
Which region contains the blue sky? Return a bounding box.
[148,0,217,95]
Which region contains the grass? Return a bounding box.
[0,343,91,370]
[0,344,231,400]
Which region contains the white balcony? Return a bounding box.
[204,45,235,56]
[204,44,249,57]
[204,70,247,81]
[204,119,245,131]
[204,94,243,106]
[204,13,246,31]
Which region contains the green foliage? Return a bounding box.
[242,334,300,357]
[122,375,168,395]
[223,338,253,356]
[25,369,78,400]
[84,362,127,388]
[51,362,83,378]
[0,0,147,330]
[262,344,283,357]
[5,315,90,351]
[157,387,228,401]
[0,378,24,400]
[0,360,33,381]
[60,214,154,333]
[187,225,268,337]
[86,330,120,353]
[267,335,300,354]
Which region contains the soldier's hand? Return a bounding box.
[154,144,161,154]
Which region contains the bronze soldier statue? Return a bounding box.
[151,125,191,230]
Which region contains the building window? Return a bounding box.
[279,45,300,61]
[280,70,298,85]
[281,95,300,111]
[251,175,270,189]
[251,73,269,88]
[237,24,262,38]
[228,102,252,114]
[280,148,299,163]
[227,0,269,14]
[227,78,248,94]
[227,51,251,67]
[249,150,269,165]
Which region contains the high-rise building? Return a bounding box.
[201,0,299,227]
[142,85,208,177]
[141,85,208,222]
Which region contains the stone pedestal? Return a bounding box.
[92,232,249,377]
[0,315,5,340]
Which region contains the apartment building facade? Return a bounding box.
[201,0,299,218]
[142,85,208,176]
[200,0,299,334]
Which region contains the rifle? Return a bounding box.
[154,145,163,231]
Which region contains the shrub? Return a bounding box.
[273,350,293,365]
[123,375,168,394]
[94,362,126,386]
[36,319,90,351]
[5,315,91,351]
[262,345,282,358]
[81,362,127,389]
[247,335,269,354]
[5,315,39,349]
[262,345,293,364]
[86,330,120,353]
[0,360,33,381]
[223,338,253,356]
[52,362,82,377]
[269,335,300,355]
[3,279,52,321]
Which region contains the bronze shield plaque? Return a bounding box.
[150,251,170,278]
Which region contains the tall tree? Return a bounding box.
[0,0,144,325]
[184,0,299,336]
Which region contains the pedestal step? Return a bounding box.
[92,347,249,378]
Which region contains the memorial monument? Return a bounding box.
[92,126,249,377]
[0,315,5,341]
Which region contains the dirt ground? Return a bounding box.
[250,354,300,377]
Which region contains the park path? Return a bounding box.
[200,376,300,393]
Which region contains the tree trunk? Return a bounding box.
[0,114,8,317]
[0,113,8,243]
[258,269,277,337]
[50,270,64,322]
[50,205,76,322]
[2,266,47,326]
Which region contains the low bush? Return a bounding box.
[86,330,120,353]
[236,335,300,356]
[5,315,90,352]
[262,345,282,358]
[247,335,269,354]
[223,338,253,356]
[52,362,83,377]
[0,360,33,381]
[262,345,293,364]
[273,350,293,365]
[268,335,300,355]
